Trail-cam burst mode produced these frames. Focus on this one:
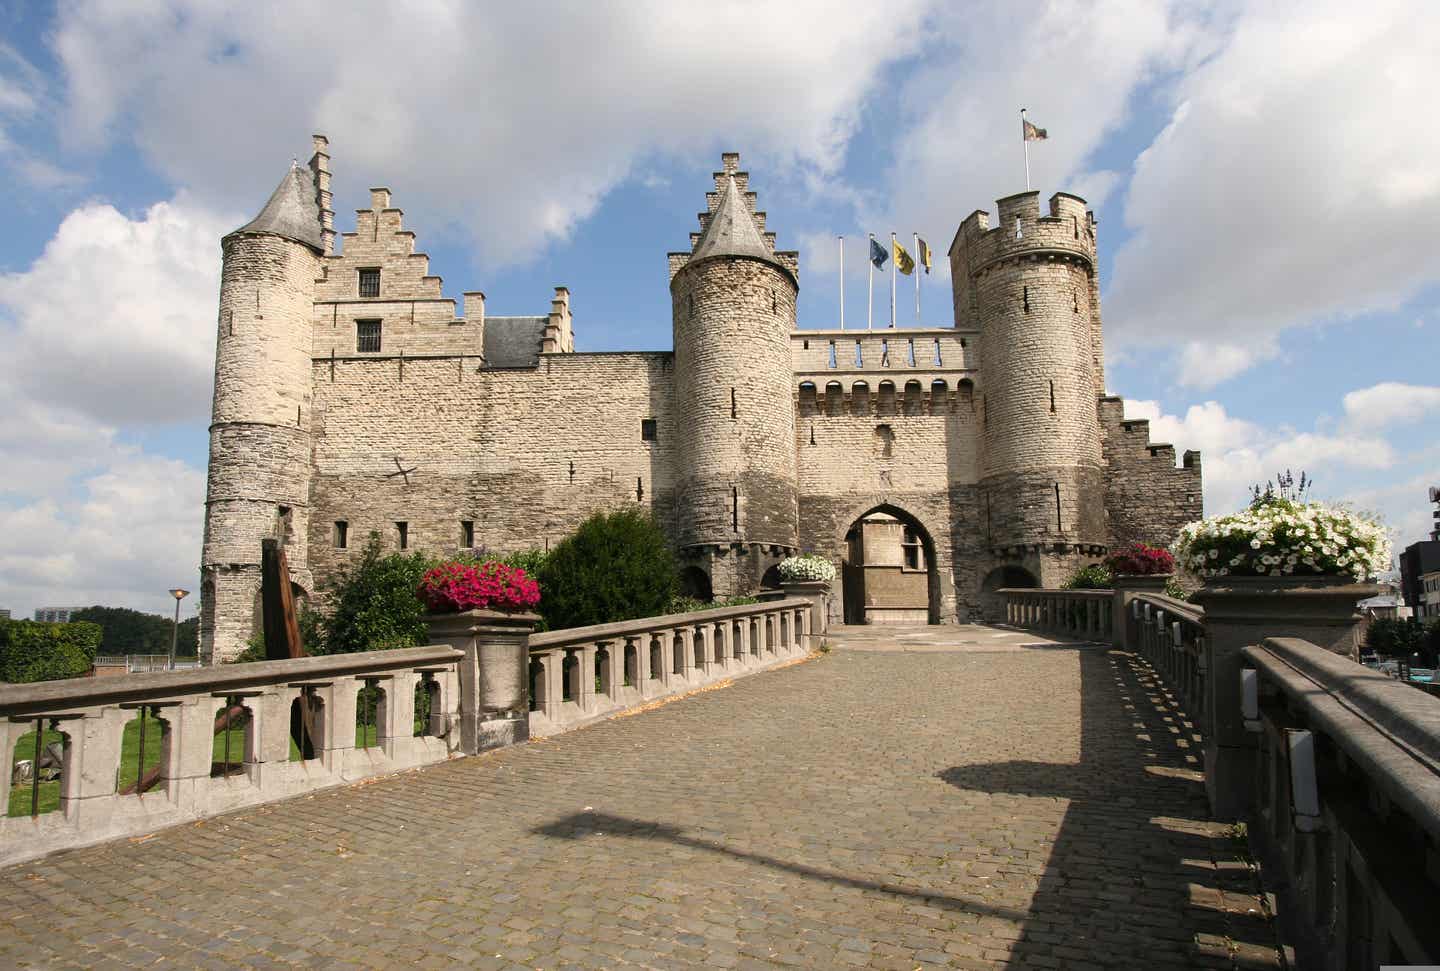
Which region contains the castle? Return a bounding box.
[199,136,1201,662]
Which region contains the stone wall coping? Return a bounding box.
[1244,636,1440,839]
[1192,577,1379,620]
[996,587,1112,600]
[1132,592,1205,626]
[0,645,464,717]
[529,598,810,651]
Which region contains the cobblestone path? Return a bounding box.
[0,631,1283,969]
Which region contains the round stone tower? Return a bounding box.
[669,153,799,597]
[200,138,334,662]
[949,190,1108,586]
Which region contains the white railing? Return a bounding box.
[526,598,814,737]
[0,645,463,866]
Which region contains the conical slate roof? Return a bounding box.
[689,174,781,269]
[230,162,324,251]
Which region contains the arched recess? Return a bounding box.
[980,564,1039,621]
[838,503,941,625]
[677,565,713,603]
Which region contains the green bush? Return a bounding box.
[70,605,199,657]
[0,619,102,683]
[317,533,434,655]
[1063,564,1113,590]
[538,509,677,630]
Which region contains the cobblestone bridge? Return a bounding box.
[0,628,1283,969]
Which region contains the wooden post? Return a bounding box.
[261,538,304,660]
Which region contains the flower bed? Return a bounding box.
[776,554,836,584]
[417,561,541,613]
[1173,499,1390,582]
[1104,543,1174,576]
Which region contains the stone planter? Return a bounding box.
[1111,573,1173,652]
[781,579,831,639]
[425,609,540,754]
[1191,574,1379,819]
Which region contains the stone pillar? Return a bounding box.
[1191,576,1377,819]
[781,581,832,642]
[578,644,598,711]
[1111,574,1172,651]
[425,609,540,754]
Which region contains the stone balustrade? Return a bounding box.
[1125,593,1207,716]
[1241,636,1440,968]
[0,645,464,866]
[525,598,813,737]
[997,588,1113,641]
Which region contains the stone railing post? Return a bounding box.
[1191,576,1378,819]
[781,580,832,642]
[1111,574,1171,650]
[425,609,540,755]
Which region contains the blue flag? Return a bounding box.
[869,236,888,269]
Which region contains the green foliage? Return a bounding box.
[1366,617,1438,665]
[69,605,198,657]
[538,509,677,630]
[667,593,763,614]
[1063,564,1114,590]
[0,619,102,683]
[315,533,434,655]
[1164,576,1192,601]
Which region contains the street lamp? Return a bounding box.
[168,588,190,670]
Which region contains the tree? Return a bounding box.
[68,606,201,658]
[537,508,677,630]
[0,618,102,683]
[1366,617,1434,664]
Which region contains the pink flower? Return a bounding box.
[417,561,542,613]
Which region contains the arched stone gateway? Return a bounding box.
[980,564,1038,621]
[839,504,941,625]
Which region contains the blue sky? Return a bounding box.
[2,0,1438,619]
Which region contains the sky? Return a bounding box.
[2,0,1438,620]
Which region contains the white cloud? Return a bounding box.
[1121,396,1428,549]
[1175,339,1278,390]
[1341,382,1440,431]
[1106,1,1440,382]
[51,0,934,267]
[0,194,235,425]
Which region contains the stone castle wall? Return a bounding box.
[1099,396,1204,549]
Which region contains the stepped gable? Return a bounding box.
[231,161,324,251]
[689,169,780,267]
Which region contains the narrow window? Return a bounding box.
[731,487,739,532]
[933,338,942,365]
[1014,217,1023,240]
[636,477,644,501]
[1049,380,1056,413]
[358,268,380,298]
[276,505,293,543]
[396,521,409,550]
[1073,290,1079,313]
[907,338,916,367]
[854,340,863,367]
[333,521,348,549]
[802,339,809,350]
[880,339,890,367]
[641,418,658,442]
[809,424,815,446]
[688,293,694,316]
[730,387,737,419]
[1072,215,1079,239]
[568,460,575,483]
[771,291,777,313]
[461,520,474,548]
[356,319,382,353]
[1023,287,1030,313]
[828,340,837,368]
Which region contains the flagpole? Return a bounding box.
[1022,107,1031,191]
[838,235,845,331]
[889,232,896,329]
[867,233,874,331]
[913,232,920,324]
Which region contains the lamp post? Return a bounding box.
[168,588,190,670]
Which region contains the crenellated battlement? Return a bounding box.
[950,191,1096,280]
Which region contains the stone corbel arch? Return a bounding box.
[831,497,954,625]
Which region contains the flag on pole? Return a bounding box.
[892,238,915,276]
[917,238,932,274]
[869,236,888,269]
[1023,119,1048,141]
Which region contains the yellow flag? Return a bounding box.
[893,238,915,276]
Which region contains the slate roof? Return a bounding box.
[230,162,324,251]
[689,174,781,269]
[483,316,548,368]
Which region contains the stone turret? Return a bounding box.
[948,190,1108,583]
[669,153,799,596]
[199,137,328,663]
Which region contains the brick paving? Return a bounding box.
[0,629,1283,969]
